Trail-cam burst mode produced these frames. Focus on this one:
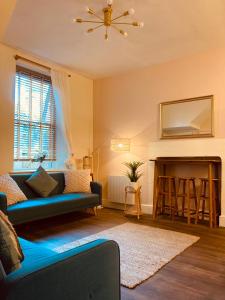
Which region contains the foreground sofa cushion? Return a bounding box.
[0,211,24,274]
[0,174,27,206]
[64,169,91,193]
[7,193,100,225]
[26,166,58,197]
[19,238,56,268]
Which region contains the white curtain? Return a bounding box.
[0,44,16,174]
[51,69,75,168]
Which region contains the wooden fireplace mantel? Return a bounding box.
[150,156,221,163]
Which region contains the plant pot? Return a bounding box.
[129,181,139,190]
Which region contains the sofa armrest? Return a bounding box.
[0,193,7,215]
[90,181,102,205]
[1,239,120,300]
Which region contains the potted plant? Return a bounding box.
[32,152,47,165]
[123,161,144,189]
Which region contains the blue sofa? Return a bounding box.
[0,172,121,300]
[0,237,121,300]
[0,172,102,225]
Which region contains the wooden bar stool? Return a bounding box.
[177,177,198,224]
[195,178,220,227]
[154,176,178,219]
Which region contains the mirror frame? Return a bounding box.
[160,95,214,139]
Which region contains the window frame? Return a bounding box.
[14,66,56,162]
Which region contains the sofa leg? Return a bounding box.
[93,206,97,216]
[86,207,97,216]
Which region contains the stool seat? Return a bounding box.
[177,177,196,180]
[158,175,175,178]
[199,178,219,181]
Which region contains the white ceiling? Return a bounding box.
[3,0,225,79]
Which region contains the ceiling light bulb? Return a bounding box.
[120,30,128,37]
[128,8,135,15]
[74,18,82,23]
[107,0,113,5]
[139,22,144,28]
[85,6,90,12]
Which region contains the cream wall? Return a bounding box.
[70,73,93,158]
[0,0,16,40]
[93,48,225,211]
[0,42,93,174]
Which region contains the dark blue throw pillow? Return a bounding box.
[26,166,58,197]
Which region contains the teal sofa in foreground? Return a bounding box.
[0,237,121,300]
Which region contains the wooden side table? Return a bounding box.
[124,185,142,220]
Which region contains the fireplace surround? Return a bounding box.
[148,138,225,227]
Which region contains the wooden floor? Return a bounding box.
[16,208,225,300]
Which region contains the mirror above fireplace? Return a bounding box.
[160,95,214,139]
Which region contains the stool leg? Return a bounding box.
[177,179,181,216]
[187,179,191,224]
[153,177,160,220]
[173,178,178,217]
[202,181,206,221]
[182,179,186,217]
[192,179,198,210]
[213,182,217,227]
[162,177,166,215]
[125,190,128,212]
[195,185,201,224]
[168,178,172,219]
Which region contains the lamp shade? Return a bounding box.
[111,139,130,152]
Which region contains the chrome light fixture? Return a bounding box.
[73,0,144,40]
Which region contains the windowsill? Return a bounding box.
[10,169,67,174]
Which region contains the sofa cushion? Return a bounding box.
[0,174,27,206]
[0,211,24,275]
[64,170,91,193]
[8,193,100,225]
[26,166,58,197]
[19,238,55,269]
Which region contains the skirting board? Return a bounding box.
[141,204,153,215]
[219,215,225,227]
[102,199,153,215]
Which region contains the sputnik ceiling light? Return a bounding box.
[73,0,144,40]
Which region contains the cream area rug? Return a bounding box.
[54,223,199,289]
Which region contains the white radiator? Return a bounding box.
[108,176,135,205]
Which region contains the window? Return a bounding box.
[14,66,56,166]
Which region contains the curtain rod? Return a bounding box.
[14,55,71,77]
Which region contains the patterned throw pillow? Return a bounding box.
[0,211,24,275]
[0,174,27,206]
[63,170,91,193]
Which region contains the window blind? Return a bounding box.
[14,66,56,161]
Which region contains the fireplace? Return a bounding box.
[148,139,225,227]
[150,156,221,227]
